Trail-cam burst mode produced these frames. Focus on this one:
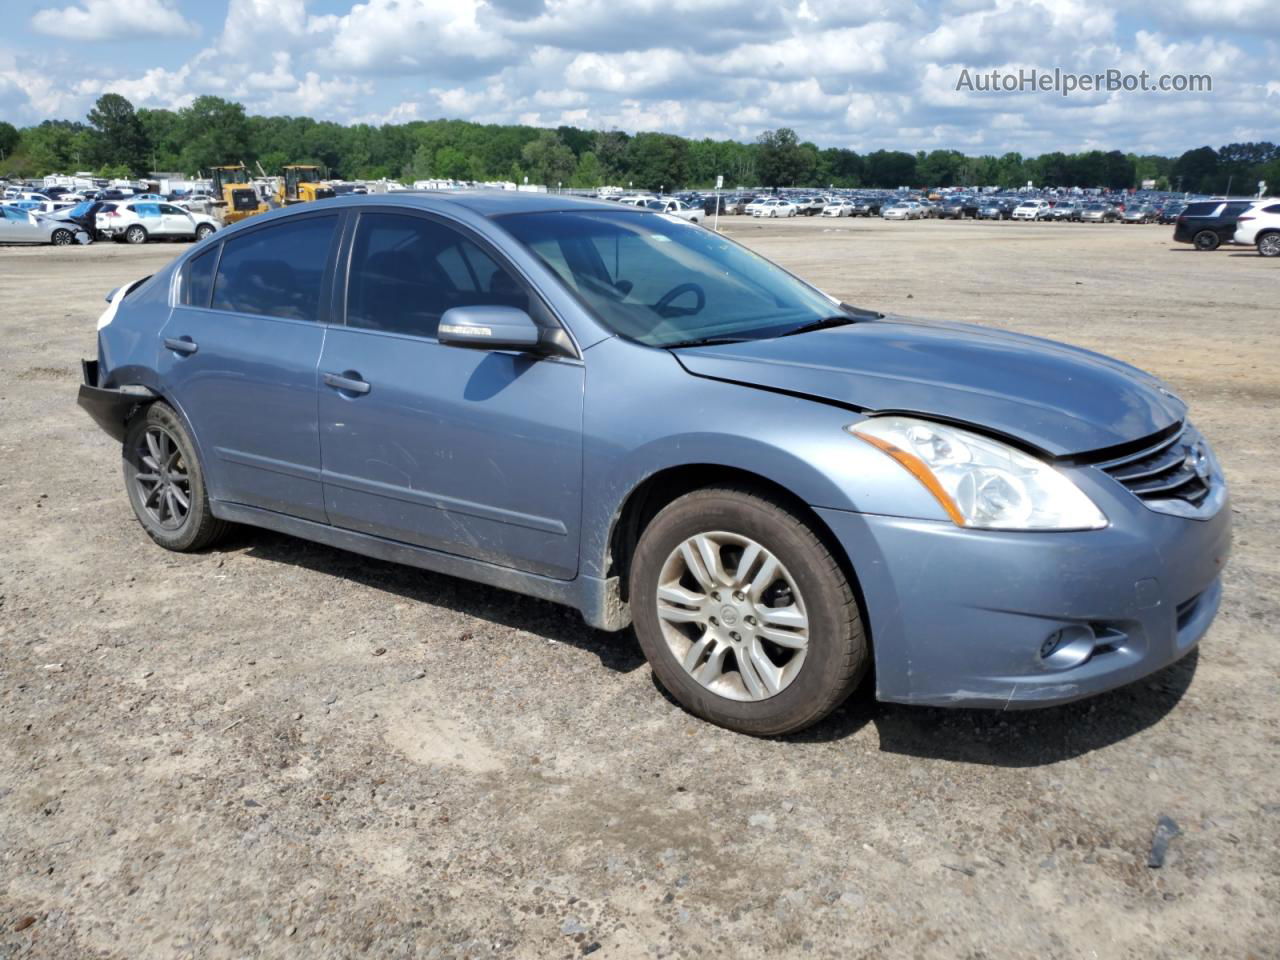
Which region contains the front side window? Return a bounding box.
[498,209,846,348]
[345,212,532,338]
[211,215,336,321]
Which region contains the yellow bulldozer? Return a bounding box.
[276,165,336,205]
[211,164,268,225]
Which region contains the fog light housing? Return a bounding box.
[1039,625,1097,670]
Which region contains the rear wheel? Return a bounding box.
[1258,232,1280,258]
[123,402,228,552]
[1193,230,1220,251]
[125,224,147,245]
[629,486,868,736]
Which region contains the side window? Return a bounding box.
[136,203,161,218]
[346,212,531,338]
[159,204,186,215]
[211,215,337,321]
[182,246,218,308]
[1264,204,1280,214]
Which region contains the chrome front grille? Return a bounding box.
[1094,422,1212,508]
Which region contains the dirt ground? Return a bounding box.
[1,217,1277,960]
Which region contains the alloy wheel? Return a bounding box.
[1260,234,1280,257]
[132,425,191,530]
[654,531,809,702]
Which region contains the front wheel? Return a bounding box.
[629,487,868,736]
[123,402,228,551]
[50,228,74,246]
[1193,230,1220,251]
[195,223,215,241]
[1258,233,1280,257]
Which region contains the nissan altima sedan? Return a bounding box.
[78,193,1230,736]
[0,205,89,245]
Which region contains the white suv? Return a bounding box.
[1012,199,1050,221]
[1232,199,1280,257]
[99,200,219,244]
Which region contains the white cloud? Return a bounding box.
[30,0,197,40]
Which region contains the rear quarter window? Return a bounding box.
[182,247,218,308]
[1181,202,1219,217]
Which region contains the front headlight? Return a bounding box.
[849,416,1107,531]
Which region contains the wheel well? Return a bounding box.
[606,464,860,606]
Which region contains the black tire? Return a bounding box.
[195,223,215,241]
[50,228,74,246]
[1257,232,1280,258]
[125,225,147,245]
[629,486,868,737]
[123,402,228,552]
[1193,230,1219,251]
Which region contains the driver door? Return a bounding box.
[316,210,584,579]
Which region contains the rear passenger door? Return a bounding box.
[158,213,341,522]
[316,209,584,579]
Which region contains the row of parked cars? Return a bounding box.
[2,181,221,246]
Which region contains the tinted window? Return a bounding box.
[183,247,218,308]
[211,215,336,321]
[1262,204,1280,214]
[346,212,531,338]
[1182,202,1219,217]
[134,203,161,218]
[159,204,186,215]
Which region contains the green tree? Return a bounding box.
[434,146,473,180]
[87,93,148,174]
[0,120,19,161]
[864,150,917,188]
[625,133,688,191]
[177,96,250,174]
[917,149,966,187]
[1170,146,1219,194]
[756,128,810,186]
[521,131,577,187]
[570,150,605,188]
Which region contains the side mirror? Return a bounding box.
[437,305,541,351]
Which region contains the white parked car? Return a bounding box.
[0,205,89,245]
[881,201,923,220]
[644,198,704,224]
[821,200,856,217]
[1232,198,1280,257]
[751,199,797,218]
[1012,200,1051,221]
[99,200,219,244]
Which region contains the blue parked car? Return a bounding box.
[78,193,1230,735]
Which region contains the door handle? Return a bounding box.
[323,372,371,395]
[164,336,198,355]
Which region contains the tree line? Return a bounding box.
[1,93,1277,194]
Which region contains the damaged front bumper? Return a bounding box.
[77,359,155,443]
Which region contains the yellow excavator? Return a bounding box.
[276,165,336,205]
[211,164,268,224]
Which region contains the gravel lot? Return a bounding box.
[2,218,1278,959]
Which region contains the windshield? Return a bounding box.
[497,209,847,347]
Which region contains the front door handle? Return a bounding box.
[323,372,371,395]
[163,336,198,355]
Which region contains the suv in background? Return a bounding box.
[1173,199,1256,251]
[1231,199,1280,257]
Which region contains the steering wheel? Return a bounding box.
[653,282,706,318]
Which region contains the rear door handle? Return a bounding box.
[323,372,371,395]
[164,336,198,355]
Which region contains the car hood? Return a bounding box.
[671,316,1185,456]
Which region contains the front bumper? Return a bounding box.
[816,485,1230,709]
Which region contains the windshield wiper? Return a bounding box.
[663,336,750,349]
[777,315,858,338]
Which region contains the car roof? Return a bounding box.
[351,190,622,218]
